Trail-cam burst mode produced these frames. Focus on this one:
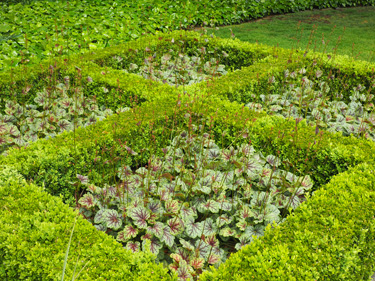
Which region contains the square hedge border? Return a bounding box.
[1,30,375,280]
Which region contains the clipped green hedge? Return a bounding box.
[2,91,375,204]
[1,30,373,114]
[0,95,182,204]
[1,135,374,280]
[0,30,274,113]
[0,178,175,280]
[210,107,375,187]
[185,45,375,105]
[200,161,375,280]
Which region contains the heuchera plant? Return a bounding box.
[113,46,228,87]
[78,123,313,280]
[246,68,375,141]
[0,78,128,155]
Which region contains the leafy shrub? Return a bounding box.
[78,122,313,279]
[0,179,175,280]
[200,162,375,280]
[117,49,228,87]
[245,67,375,142]
[0,80,129,155]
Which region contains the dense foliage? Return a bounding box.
[78,125,313,279]
[246,67,375,141]
[1,1,375,277]
[1,0,374,70]
[0,81,120,155]
[116,48,228,87]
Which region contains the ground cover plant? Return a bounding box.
[1,3,375,281]
[1,0,375,71]
[245,67,375,141]
[0,37,232,155]
[77,117,314,279]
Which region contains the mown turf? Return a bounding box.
[202,7,375,62]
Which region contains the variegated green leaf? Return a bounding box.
[202,218,217,236]
[185,220,203,239]
[165,199,180,214]
[78,193,96,209]
[147,222,164,238]
[128,206,150,229]
[161,226,175,248]
[126,241,140,253]
[103,209,122,230]
[167,218,184,236]
[180,239,194,251]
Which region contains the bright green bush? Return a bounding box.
[200,162,375,280]
[0,179,175,280]
[2,92,374,205]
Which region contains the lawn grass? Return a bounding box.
[201,6,375,62]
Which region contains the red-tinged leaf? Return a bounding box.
[162,172,174,181]
[161,226,175,247]
[123,225,138,240]
[239,205,253,220]
[203,218,217,236]
[236,220,247,231]
[116,230,129,242]
[216,215,232,227]
[205,234,219,248]
[202,199,220,213]
[94,209,106,224]
[300,175,313,190]
[177,260,193,281]
[76,174,89,185]
[190,257,205,270]
[126,241,140,253]
[128,206,150,229]
[195,240,210,259]
[170,253,182,263]
[261,167,272,177]
[104,209,122,230]
[176,247,191,263]
[207,254,220,265]
[180,204,196,221]
[169,262,179,272]
[57,119,71,131]
[7,125,19,136]
[147,222,164,238]
[143,236,162,255]
[220,227,236,237]
[245,159,263,177]
[148,201,162,214]
[0,123,6,134]
[167,218,184,235]
[0,136,8,145]
[165,199,179,214]
[141,233,152,240]
[78,193,95,209]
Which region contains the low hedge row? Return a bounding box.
[0,30,274,113]
[1,30,374,115]
[1,124,374,280]
[2,90,375,203]
[186,45,375,105]
[200,161,375,280]
[0,177,176,281]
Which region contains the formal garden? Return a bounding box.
[0,0,375,280]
